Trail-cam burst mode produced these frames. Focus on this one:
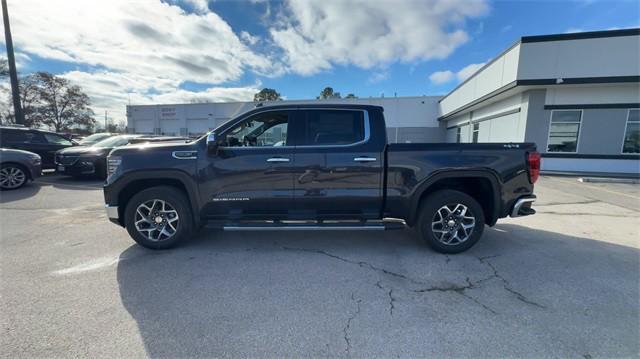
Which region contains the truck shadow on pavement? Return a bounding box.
[116,225,639,358]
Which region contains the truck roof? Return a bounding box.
[252,103,385,112]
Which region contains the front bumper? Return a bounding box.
[510,195,536,217]
[105,204,120,224]
[30,163,42,180]
[56,158,102,176]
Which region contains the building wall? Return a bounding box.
[439,44,521,117]
[128,96,442,143]
[518,35,640,80]
[445,93,526,143]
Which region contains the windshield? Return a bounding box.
[81,133,112,145]
[92,135,137,148]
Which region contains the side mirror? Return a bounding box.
[207,132,220,153]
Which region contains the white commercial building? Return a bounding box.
[128,28,639,176]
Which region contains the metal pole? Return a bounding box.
[104,110,107,130]
[2,0,24,125]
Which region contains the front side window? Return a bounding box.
[302,110,364,146]
[44,133,73,146]
[223,111,289,147]
[622,109,640,154]
[547,110,581,152]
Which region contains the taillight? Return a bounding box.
[527,151,541,184]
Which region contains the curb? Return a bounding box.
[578,177,640,184]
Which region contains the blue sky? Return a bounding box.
[2,0,638,123]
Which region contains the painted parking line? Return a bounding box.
[549,177,640,200]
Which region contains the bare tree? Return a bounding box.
[0,58,8,77]
[318,87,341,99]
[254,88,281,102]
[33,72,95,132]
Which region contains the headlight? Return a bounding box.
[31,156,41,165]
[107,156,122,176]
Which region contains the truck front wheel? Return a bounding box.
[417,190,485,254]
[124,186,193,249]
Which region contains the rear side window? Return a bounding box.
[303,110,365,146]
[1,129,28,143]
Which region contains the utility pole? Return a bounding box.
[104,110,108,130]
[2,0,24,125]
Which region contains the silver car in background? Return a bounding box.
[0,148,42,190]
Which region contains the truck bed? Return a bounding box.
[384,142,537,224]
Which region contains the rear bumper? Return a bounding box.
[510,195,536,217]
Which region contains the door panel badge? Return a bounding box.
[212,197,250,202]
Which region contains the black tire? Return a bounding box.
[0,163,29,190]
[417,189,485,254]
[124,186,193,249]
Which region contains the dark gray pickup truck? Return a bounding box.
[103,104,539,253]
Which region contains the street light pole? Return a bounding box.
[2,0,24,125]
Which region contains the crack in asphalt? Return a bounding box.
[282,247,545,315]
[343,293,361,356]
[282,247,424,285]
[413,277,498,315]
[375,281,396,316]
[476,255,546,309]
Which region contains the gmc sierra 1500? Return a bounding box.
[103,104,539,253]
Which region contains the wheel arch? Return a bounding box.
[1,161,31,180]
[111,170,200,227]
[408,169,501,227]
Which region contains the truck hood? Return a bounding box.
[110,142,196,156]
[57,145,113,155]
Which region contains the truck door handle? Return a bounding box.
[267,157,290,163]
[353,157,377,162]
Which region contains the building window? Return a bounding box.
[472,123,479,143]
[456,127,461,143]
[622,109,640,154]
[547,110,581,152]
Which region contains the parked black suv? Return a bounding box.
[56,135,190,179]
[0,126,76,169]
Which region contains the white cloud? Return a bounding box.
[429,61,486,85]
[368,70,390,84]
[61,71,260,124]
[240,31,260,46]
[3,0,279,125]
[180,0,211,14]
[270,0,489,75]
[429,70,454,85]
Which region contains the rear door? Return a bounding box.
[27,131,73,168]
[292,109,383,219]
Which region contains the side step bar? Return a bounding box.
[219,220,406,231]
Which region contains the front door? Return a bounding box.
[199,109,298,220]
[292,109,383,219]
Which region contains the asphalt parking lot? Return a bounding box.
[1,174,638,358]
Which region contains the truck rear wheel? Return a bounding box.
[417,190,485,254]
[124,186,193,249]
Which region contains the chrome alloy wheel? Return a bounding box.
[134,199,179,242]
[431,203,476,245]
[0,166,27,189]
